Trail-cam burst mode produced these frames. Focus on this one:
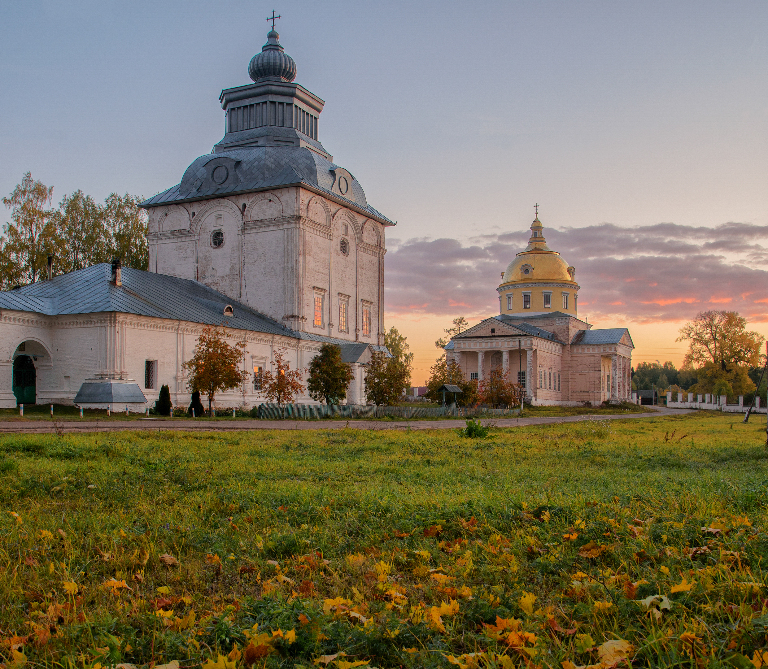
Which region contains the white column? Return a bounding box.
[525,348,533,399]
[477,350,484,381]
[502,349,509,377]
[611,354,618,402]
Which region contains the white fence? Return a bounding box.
[665,392,767,414]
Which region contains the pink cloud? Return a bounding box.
[385,221,768,324]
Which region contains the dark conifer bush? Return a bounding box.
[155,384,172,416]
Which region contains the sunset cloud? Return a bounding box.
[385,222,768,323]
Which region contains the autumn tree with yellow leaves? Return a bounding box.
[183,325,247,414]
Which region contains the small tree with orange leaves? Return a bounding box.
[262,348,305,408]
[182,325,247,414]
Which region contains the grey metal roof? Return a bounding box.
[0,264,299,337]
[571,328,632,346]
[338,342,371,364]
[498,311,571,321]
[495,316,561,342]
[140,145,393,226]
[0,264,393,350]
[439,384,463,393]
[74,381,147,404]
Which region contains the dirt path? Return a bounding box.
[0,407,692,434]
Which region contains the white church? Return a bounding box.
[0,27,392,410]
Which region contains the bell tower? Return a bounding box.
[142,24,395,345]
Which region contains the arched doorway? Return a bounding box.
[13,355,36,405]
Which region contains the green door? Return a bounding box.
[12,355,36,405]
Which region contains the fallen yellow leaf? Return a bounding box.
[519,592,536,616]
[598,639,634,664]
[671,577,695,594]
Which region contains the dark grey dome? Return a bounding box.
[248,30,297,82]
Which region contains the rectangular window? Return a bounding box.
[362,302,372,337]
[557,373,561,391]
[144,360,157,389]
[517,370,526,386]
[539,369,542,387]
[313,292,324,328]
[339,299,348,333]
[607,373,610,393]
[549,370,552,389]
[523,293,531,309]
[506,295,512,310]
[253,366,263,391]
[543,292,551,308]
[562,293,569,310]
[470,372,479,380]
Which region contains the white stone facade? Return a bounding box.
[147,187,386,346]
[0,310,369,410]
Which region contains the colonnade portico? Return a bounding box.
[610,353,632,402]
[449,313,634,406]
[451,336,535,399]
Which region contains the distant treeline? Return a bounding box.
[632,360,766,404]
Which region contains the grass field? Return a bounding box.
[0,412,766,668]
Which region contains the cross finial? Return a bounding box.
[266,10,281,29]
[534,203,539,217]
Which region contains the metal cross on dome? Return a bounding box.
[534,203,539,217]
[266,10,281,29]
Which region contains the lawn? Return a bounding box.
[0,413,766,668]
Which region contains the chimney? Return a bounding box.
[111,257,122,286]
[47,255,53,280]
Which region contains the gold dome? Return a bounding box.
[498,211,579,316]
[502,251,574,284]
[501,215,576,286]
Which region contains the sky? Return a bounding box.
[1,1,767,384]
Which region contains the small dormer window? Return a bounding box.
[224,305,234,317]
[211,230,224,248]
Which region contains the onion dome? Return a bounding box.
[248,30,297,82]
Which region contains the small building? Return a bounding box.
[448,212,633,405]
[636,389,658,406]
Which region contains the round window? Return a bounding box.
[211,165,229,185]
[211,230,224,248]
[340,238,349,256]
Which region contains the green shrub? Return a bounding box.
[188,390,205,417]
[461,417,489,438]
[155,384,172,416]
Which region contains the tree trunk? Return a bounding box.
[208,393,213,415]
